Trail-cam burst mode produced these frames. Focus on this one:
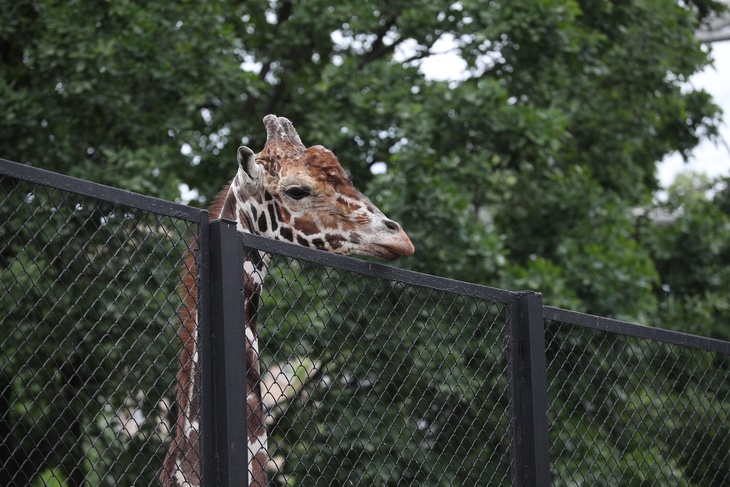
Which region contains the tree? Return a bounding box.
[1,0,728,485]
[641,173,730,341]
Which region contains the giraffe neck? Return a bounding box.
[162,175,270,487]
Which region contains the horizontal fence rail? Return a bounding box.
[0,159,206,223]
[2,158,729,486]
[545,306,730,355]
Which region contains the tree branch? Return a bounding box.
[357,16,401,69]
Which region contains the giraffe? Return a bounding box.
[160,115,415,486]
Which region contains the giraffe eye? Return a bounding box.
[285,187,310,200]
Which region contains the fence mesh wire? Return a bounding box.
[545,320,730,486]
[257,252,512,486]
[0,176,198,486]
[4,165,730,487]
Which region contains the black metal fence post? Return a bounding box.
[201,219,248,486]
[509,291,551,487]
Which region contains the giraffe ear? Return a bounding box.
[237,146,262,182]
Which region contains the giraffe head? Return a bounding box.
[228,115,414,260]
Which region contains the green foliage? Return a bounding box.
[32,467,67,487]
[0,177,194,485]
[641,174,730,341]
[546,323,730,486]
[2,0,729,484]
[260,258,512,486]
[1,0,725,320]
[498,166,659,320]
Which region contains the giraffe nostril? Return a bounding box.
[383,219,401,233]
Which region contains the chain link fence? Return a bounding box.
[0,162,202,486]
[544,311,730,486]
[2,158,730,486]
[259,251,512,486]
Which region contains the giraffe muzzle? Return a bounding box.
[367,222,415,259]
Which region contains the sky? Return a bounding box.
[658,40,730,187]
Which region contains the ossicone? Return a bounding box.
[263,114,306,152]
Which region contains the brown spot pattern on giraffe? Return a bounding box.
[336,195,361,212]
[302,146,360,197]
[276,202,290,224]
[325,234,344,249]
[293,215,320,236]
